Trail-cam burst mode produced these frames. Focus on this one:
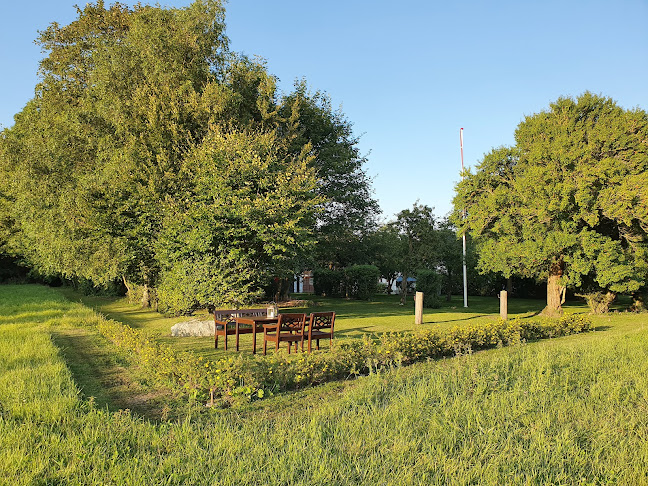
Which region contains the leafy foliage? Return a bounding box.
[280,83,380,269]
[344,265,380,300]
[387,203,438,303]
[366,225,403,292]
[576,291,617,314]
[155,130,319,314]
[0,1,374,311]
[415,269,442,308]
[313,265,379,300]
[376,203,477,303]
[312,268,343,297]
[454,93,648,313]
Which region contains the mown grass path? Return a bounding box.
[2,284,648,484]
[51,327,172,418]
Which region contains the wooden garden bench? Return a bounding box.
[214,308,275,353]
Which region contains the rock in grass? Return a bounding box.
[171,319,214,337]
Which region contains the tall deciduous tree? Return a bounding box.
[367,225,403,294]
[390,203,438,304]
[155,130,320,314]
[435,218,467,301]
[1,1,230,305]
[1,0,371,312]
[279,83,380,269]
[453,93,648,314]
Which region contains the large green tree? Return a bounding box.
[389,203,438,304]
[155,129,319,313]
[435,218,469,301]
[453,93,648,314]
[366,224,403,294]
[279,83,380,269]
[1,0,231,304]
[0,0,371,312]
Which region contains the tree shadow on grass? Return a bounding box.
[298,296,549,321]
[421,314,493,325]
[592,325,612,332]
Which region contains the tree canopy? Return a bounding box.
[0,0,377,313]
[453,92,648,314]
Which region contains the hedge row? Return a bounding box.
[313,265,379,299]
[96,313,592,406]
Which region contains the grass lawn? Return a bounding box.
[3,284,648,484]
[60,288,582,360]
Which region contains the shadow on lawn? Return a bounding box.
[100,306,166,329]
[52,328,175,420]
[422,314,491,325]
[312,306,541,322]
[593,325,612,332]
[296,295,549,321]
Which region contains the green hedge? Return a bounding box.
[344,265,380,300]
[96,312,592,406]
[314,265,379,300]
[313,268,344,297]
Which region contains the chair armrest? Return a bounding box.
[214,319,233,330]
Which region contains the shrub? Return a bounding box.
[415,269,442,308]
[124,282,160,309]
[313,268,344,297]
[577,291,616,314]
[344,265,380,300]
[96,309,592,407]
[314,266,380,300]
[73,277,125,297]
[631,289,648,312]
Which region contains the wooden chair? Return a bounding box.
[263,313,307,355]
[307,312,335,353]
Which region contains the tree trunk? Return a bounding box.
[141,271,152,308]
[445,272,452,302]
[280,278,292,301]
[122,276,133,302]
[506,277,513,296]
[631,290,647,312]
[543,261,564,316]
[141,283,151,308]
[400,273,408,305]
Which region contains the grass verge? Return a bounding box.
[1,284,648,484]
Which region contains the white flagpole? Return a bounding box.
[460,128,468,308]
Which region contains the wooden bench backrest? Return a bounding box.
[214,308,267,324]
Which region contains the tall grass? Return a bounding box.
[1,284,648,484]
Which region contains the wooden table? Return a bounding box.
[234,316,279,354]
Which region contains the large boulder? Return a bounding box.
[171,318,214,337]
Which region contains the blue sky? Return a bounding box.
[1,0,647,220]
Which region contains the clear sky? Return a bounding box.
[1,0,647,221]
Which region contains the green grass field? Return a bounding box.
[2,284,648,484]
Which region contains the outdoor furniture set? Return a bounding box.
[214,308,335,355]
